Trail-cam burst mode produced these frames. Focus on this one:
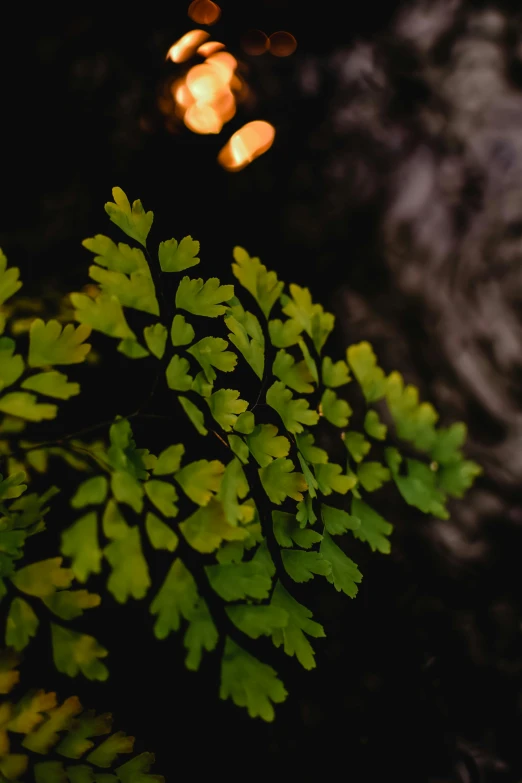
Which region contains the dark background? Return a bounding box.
[2,2,522,781]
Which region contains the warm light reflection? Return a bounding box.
[186,63,225,101]
[241,29,269,56]
[166,30,210,63]
[184,103,223,134]
[269,31,297,57]
[218,121,275,171]
[206,51,237,82]
[197,40,225,56]
[171,41,241,134]
[173,81,195,109]
[188,0,221,25]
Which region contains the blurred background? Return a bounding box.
[3,1,522,780]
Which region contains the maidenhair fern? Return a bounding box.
[0,188,481,779]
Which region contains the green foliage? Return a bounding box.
[0,188,480,778]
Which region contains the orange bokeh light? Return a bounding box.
[269,31,297,57]
[186,63,225,101]
[197,40,226,57]
[218,121,275,171]
[188,0,221,26]
[184,102,223,134]
[166,30,210,63]
[206,51,237,83]
[241,29,269,56]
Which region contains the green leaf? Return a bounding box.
[364,409,387,440]
[21,370,80,400]
[42,590,101,621]
[385,371,438,451]
[357,461,391,492]
[71,477,108,509]
[438,459,482,498]
[28,319,91,367]
[0,250,22,306]
[272,511,322,548]
[321,504,361,535]
[187,336,237,382]
[22,696,83,755]
[88,265,159,316]
[206,561,271,600]
[152,444,185,476]
[266,381,319,434]
[430,422,467,464]
[281,284,335,353]
[180,498,249,553]
[86,732,134,768]
[220,637,287,721]
[0,391,57,421]
[11,557,73,597]
[170,314,195,347]
[0,471,27,499]
[105,525,150,603]
[320,532,362,597]
[298,337,319,383]
[175,276,234,318]
[321,356,350,388]
[227,433,250,464]
[145,512,178,552]
[343,430,371,463]
[225,307,264,380]
[320,389,352,428]
[61,512,103,583]
[271,581,325,670]
[246,423,290,467]
[314,463,357,496]
[282,549,331,583]
[273,349,314,394]
[347,341,387,403]
[296,494,317,526]
[191,370,213,398]
[144,480,178,518]
[150,559,198,639]
[296,453,317,498]
[351,498,393,554]
[386,454,448,518]
[71,292,135,340]
[165,355,193,392]
[178,395,208,436]
[107,418,153,479]
[268,318,303,348]
[259,458,307,504]
[104,187,153,247]
[111,471,144,514]
[207,388,248,431]
[217,458,254,525]
[143,323,168,359]
[227,603,288,639]
[234,411,255,435]
[184,599,218,671]
[116,752,162,783]
[231,246,283,318]
[101,499,128,540]
[82,234,148,274]
[175,459,224,505]
[295,432,328,464]
[159,236,200,272]
[5,597,39,651]
[0,338,24,391]
[55,710,112,759]
[51,624,109,680]
[117,339,150,361]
